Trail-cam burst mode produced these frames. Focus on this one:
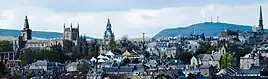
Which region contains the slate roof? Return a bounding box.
[199,65,212,69]
[156,42,169,47]
[197,54,212,61]
[103,67,117,72]
[198,53,222,61]
[117,67,134,72]
[237,66,263,74]
[211,53,222,61]
[147,42,157,48]
[167,59,183,65]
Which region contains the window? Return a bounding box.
[189,46,192,49]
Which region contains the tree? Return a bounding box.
[20,45,73,66]
[220,53,232,69]
[20,49,36,66]
[27,72,33,79]
[77,64,89,74]
[88,39,100,58]
[0,62,6,78]
[0,41,13,52]
[175,52,193,63]
[120,58,130,66]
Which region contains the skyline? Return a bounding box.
[0,0,267,38]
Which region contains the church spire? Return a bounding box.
[260,6,263,21]
[107,18,111,25]
[70,23,73,28]
[77,22,79,29]
[106,18,111,31]
[63,23,65,28]
[258,5,264,32]
[21,15,32,40]
[24,15,30,29]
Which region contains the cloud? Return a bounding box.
[0,0,267,39]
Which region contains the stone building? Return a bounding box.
[100,18,116,54]
[21,16,32,41]
[240,50,260,69]
[13,16,89,57]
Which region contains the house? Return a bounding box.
[87,68,104,79]
[166,47,177,58]
[145,60,158,68]
[123,50,132,56]
[6,60,21,69]
[90,57,97,62]
[197,54,212,65]
[216,66,238,76]
[198,65,217,76]
[190,56,200,66]
[211,53,223,68]
[146,42,159,55]
[190,56,201,70]
[186,40,200,53]
[240,52,260,69]
[28,60,65,73]
[197,51,223,69]
[236,66,262,76]
[65,62,79,72]
[219,29,239,41]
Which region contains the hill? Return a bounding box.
[154,22,263,38]
[0,29,95,39]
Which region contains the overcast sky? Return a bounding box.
[0,0,267,38]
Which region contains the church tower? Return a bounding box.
[103,18,116,52]
[21,16,32,41]
[63,23,80,45]
[258,6,264,33]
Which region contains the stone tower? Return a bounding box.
[103,18,116,52]
[21,16,32,41]
[63,23,79,45]
[258,6,264,33]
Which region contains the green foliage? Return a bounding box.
[120,73,128,79]
[0,41,13,52]
[197,41,225,54]
[20,45,73,66]
[0,62,6,78]
[27,72,33,79]
[228,43,252,57]
[88,39,100,58]
[20,49,35,66]
[161,52,167,59]
[116,35,141,52]
[220,53,232,69]
[203,73,209,76]
[77,64,89,74]
[175,52,193,63]
[120,58,130,66]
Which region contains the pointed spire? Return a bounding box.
[70,23,73,28]
[25,16,28,21]
[107,18,111,25]
[258,5,264,32]
[77,22,79,29]
[84,34,86,40]
[63,23,65,29]
[260,6,263,20]
[24,15,30,29]
[106,18,112,31]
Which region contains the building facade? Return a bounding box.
[100,18,116,54]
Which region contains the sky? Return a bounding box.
[0,0,267,38]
